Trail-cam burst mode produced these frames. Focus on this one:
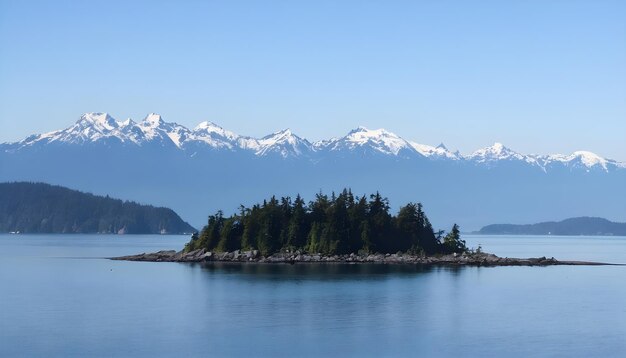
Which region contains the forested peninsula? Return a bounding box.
[0,182,195,234]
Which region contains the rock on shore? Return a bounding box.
[111,249,609,266]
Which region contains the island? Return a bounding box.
[113,189,614,266]
[478,217,626,236]
[0,182,196,234]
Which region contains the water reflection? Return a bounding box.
[192,261,469,281]
[2,235,626,357]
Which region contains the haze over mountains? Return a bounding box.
[1,113,625,230]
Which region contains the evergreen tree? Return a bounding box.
[396,203,420,252]
[287,194,309,249]
[347,195,368,253]
[256,197,281,255]
[216,217,243,252]
[443,224,466,253]
[241,205,260,250]
[307,222,322,253]
[197,210,224,251]
[367,192,392,252]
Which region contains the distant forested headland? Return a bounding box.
[478,217,626,236]
[0,182,195,234]
[185,189,466,256]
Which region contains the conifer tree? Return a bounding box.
[443,224,466,253]
[216,217,243,252]
[287,194,309,249]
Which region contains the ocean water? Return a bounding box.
[0,234,625,357]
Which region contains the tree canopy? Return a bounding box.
[186,189,465,256]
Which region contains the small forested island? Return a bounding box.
[0,182,196,234]
[114,190,611,266]
[479,217,626,236]
[186,189,466,256]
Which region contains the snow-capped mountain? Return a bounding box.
[191,121,236,147]
[188,121,254,151]
[256,129,313,158]
[134,113,192,148]
[318,126,419,158]
[409,142,461,160]
[539,151,624,172]
[465,143,626,172]
[468,142,529,163]
[465,142,544,170]
[17,113,123,146]
[4,112,623,172]
[2,112,625,231]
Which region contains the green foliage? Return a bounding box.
[443,224,467,253]
[189,189,456,256]
[287,194,308,249]
[0,182,196,234]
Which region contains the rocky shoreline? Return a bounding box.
[111,248,612,267]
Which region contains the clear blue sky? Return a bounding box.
[1,0,625,159]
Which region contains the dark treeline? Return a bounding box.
[0,182,196,234]
[186,189,466,255]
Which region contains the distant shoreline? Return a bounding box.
[0,182,196,235]
[470,233,626,237]
[112,249,616,267]
[1,232,193,236]
[477,217,626,236]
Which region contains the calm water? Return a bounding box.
[1,234,625,357]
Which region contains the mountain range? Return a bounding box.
[1,112,625,230]
[5,112,625,172]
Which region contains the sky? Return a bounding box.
[1,0,625,160]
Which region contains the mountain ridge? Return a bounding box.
[3,112,624,171]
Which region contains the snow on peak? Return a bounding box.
[470,142,518,160]
[77,112,118,131]
[118,118,136,127]
[348,126,371,134]
[187,121,247,150]
[466,142,542,167]
[256,129,311,158]
[194,121,220,131]
[264,128,294,140]
[4,112,624,172]
[347,126,393,137]
[573,151,606,166]
[142,113,164,126]
[193,121,239,140]
[410,141,460,160]
[127,113,193,148]
[483,142,508,154]
[544,150,611,170]
[8,112,125,146]
[329,126,413,156]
